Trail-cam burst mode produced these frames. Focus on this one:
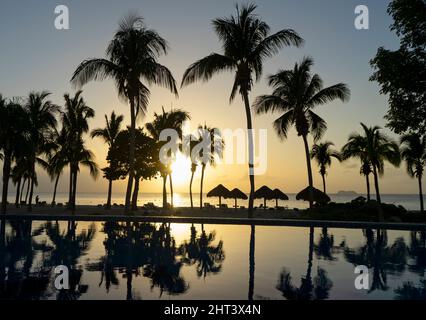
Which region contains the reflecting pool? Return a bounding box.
[0,219,425,300]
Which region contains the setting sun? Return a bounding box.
[171,152,192,185]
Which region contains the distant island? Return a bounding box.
[336,191,359,196]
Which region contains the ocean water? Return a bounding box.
[9,192,425,211]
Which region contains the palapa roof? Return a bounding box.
[253,185,274,200]
[296,186,330,203]
[207,184,231,198]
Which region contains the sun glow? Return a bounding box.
[171,152,192,186]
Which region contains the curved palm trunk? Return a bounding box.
[169,173,174,208]
[15,178,21,208]
[302,135,314,208]
[248,224,255,300]
[306,227,314,282]
[242,92,255,217]
[24,177,30,204]
[20,178,26,203]
[200,164,206,209]
[27,161,36,212]
[365,174,371,201]
[1,151,12,214]
[372,165,383,220]
[418,175,424,213]
[189,167,195,209]
[131,176,140,211]
[51,173,60,206]
[124,99,136,213]
[162,175,168,209]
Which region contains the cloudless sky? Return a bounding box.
[1,0,414,197]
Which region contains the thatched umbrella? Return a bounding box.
[271,188,289,208]
[226,188,248,208]
[296,186,330,204]
[207,184,230,206]
[254,185,274,208]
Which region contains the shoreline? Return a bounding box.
[2,204,426,230]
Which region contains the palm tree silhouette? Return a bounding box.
[400,133,425,213]
[254,57,350,208]
[44,221,96,300]
[71,14,178,212]
[180,225,225,279]
[24,91,59,211]
[46,127,68,206]
[344,229,407,293]
[187,138,200,209]
[197,125,224,209]
[342,124,400,218]
[0,97,29,214]
[310,141,341,194]
[61,91,98,211]
[341,131,373,201]
[407,231,426,277]
[91,111,124,209]
[277,227,333,300]
[181,3,303,216]
[146,108,190,208]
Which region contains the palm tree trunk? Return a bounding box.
[169,173,174,208]
[248,224,255,300]
[68,167,73,209]
[302,135,314,208]
[15,178,21,208]
[200,164,206,209]
[418,175,424,213]
[372,165,383,220]
[189,169,195,209]
[124,98,136,213]
[71,165,78,213]
[162,175,168,209]
[321,174,327,195]
[242,92,255,217]
[25,177,30,204]
[366,174,371,201]
[131,176,140,211]
[306,227,314,282]
[51,173,60,206]
[1,151,12,214]
[27,161,36,212]
[20,178,26,203]
[106,179,113,210]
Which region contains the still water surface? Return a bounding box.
[0,219,425,300]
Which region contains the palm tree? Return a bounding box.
[91,112,124,209]
[188,138,199,209]
[24,91,59,211]
[341,134,373,201]
[181,3,303,216]
[343,124,400,210]
[146,108,190,208]
[61,91,98,211]
[197,125,224,209]
[310,141,341,194]
[254,57,350,208]
[71,14,178,212]
[400,133,425,213]
[46,128,68,206]
[0,97,29,214]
